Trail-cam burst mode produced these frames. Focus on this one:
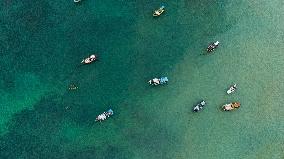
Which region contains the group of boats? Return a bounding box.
[193,84,239,112]
[94,82,238,122]
[94,77,169,122]
[147,76,239,112]
[77,5,238,122]
[80,40,219,65]
[193,100,241,112]
[92,59,236,121]
[152,6,220,54]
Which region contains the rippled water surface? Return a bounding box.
[0,0,283,158]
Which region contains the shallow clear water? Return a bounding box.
[0,0,283,158]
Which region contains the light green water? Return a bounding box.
[0,0,283,158]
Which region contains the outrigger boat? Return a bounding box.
[148,77,168,86]
[227,84,237,94]
[193,100,206,112]
[222,102,240,111]
[206,41,219,53]
[81,54,97,64]
[153,6,165,17]
[95,109,114,122]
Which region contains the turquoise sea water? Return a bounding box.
[0,0,283,158]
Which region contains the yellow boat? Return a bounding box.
[153,6,165,17]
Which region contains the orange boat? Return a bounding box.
[222,102,240,111]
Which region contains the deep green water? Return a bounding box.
[0,0,283,158]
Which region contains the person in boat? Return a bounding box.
[149,78,160,85]
[153,78,160,85]
[82,54,97,64]
[227,84,237,94]
[232,85,237,90]
[154,10,162,16]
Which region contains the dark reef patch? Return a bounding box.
[0,94,131,158]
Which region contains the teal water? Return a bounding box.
[0,0,283,158]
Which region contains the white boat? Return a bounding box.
[153,6,165,17]
[227,84,237,94]
[148,77,168,86]
[206,41,219,53]
[95,109,114,122]
[74,0,81,3]
[81,54,97,64]
[193,100,206,112]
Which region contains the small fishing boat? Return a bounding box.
[148,77,168,86]
[227,84,237,94]
[206,41,219,53]
[81,54,97,64]
[68,84,78,90]
[74,0,81,3]
[95,109,114,122]
[153,6,165,17]
[222,102,240,111]
[193,100,206,112]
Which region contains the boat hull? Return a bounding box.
[222,102,240,111]
[95,109,114,122]
[227,84,237,94]
[153,6,165,17]
[81,54,97,64]
[193,100,206,112]
[149,77,168,86]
